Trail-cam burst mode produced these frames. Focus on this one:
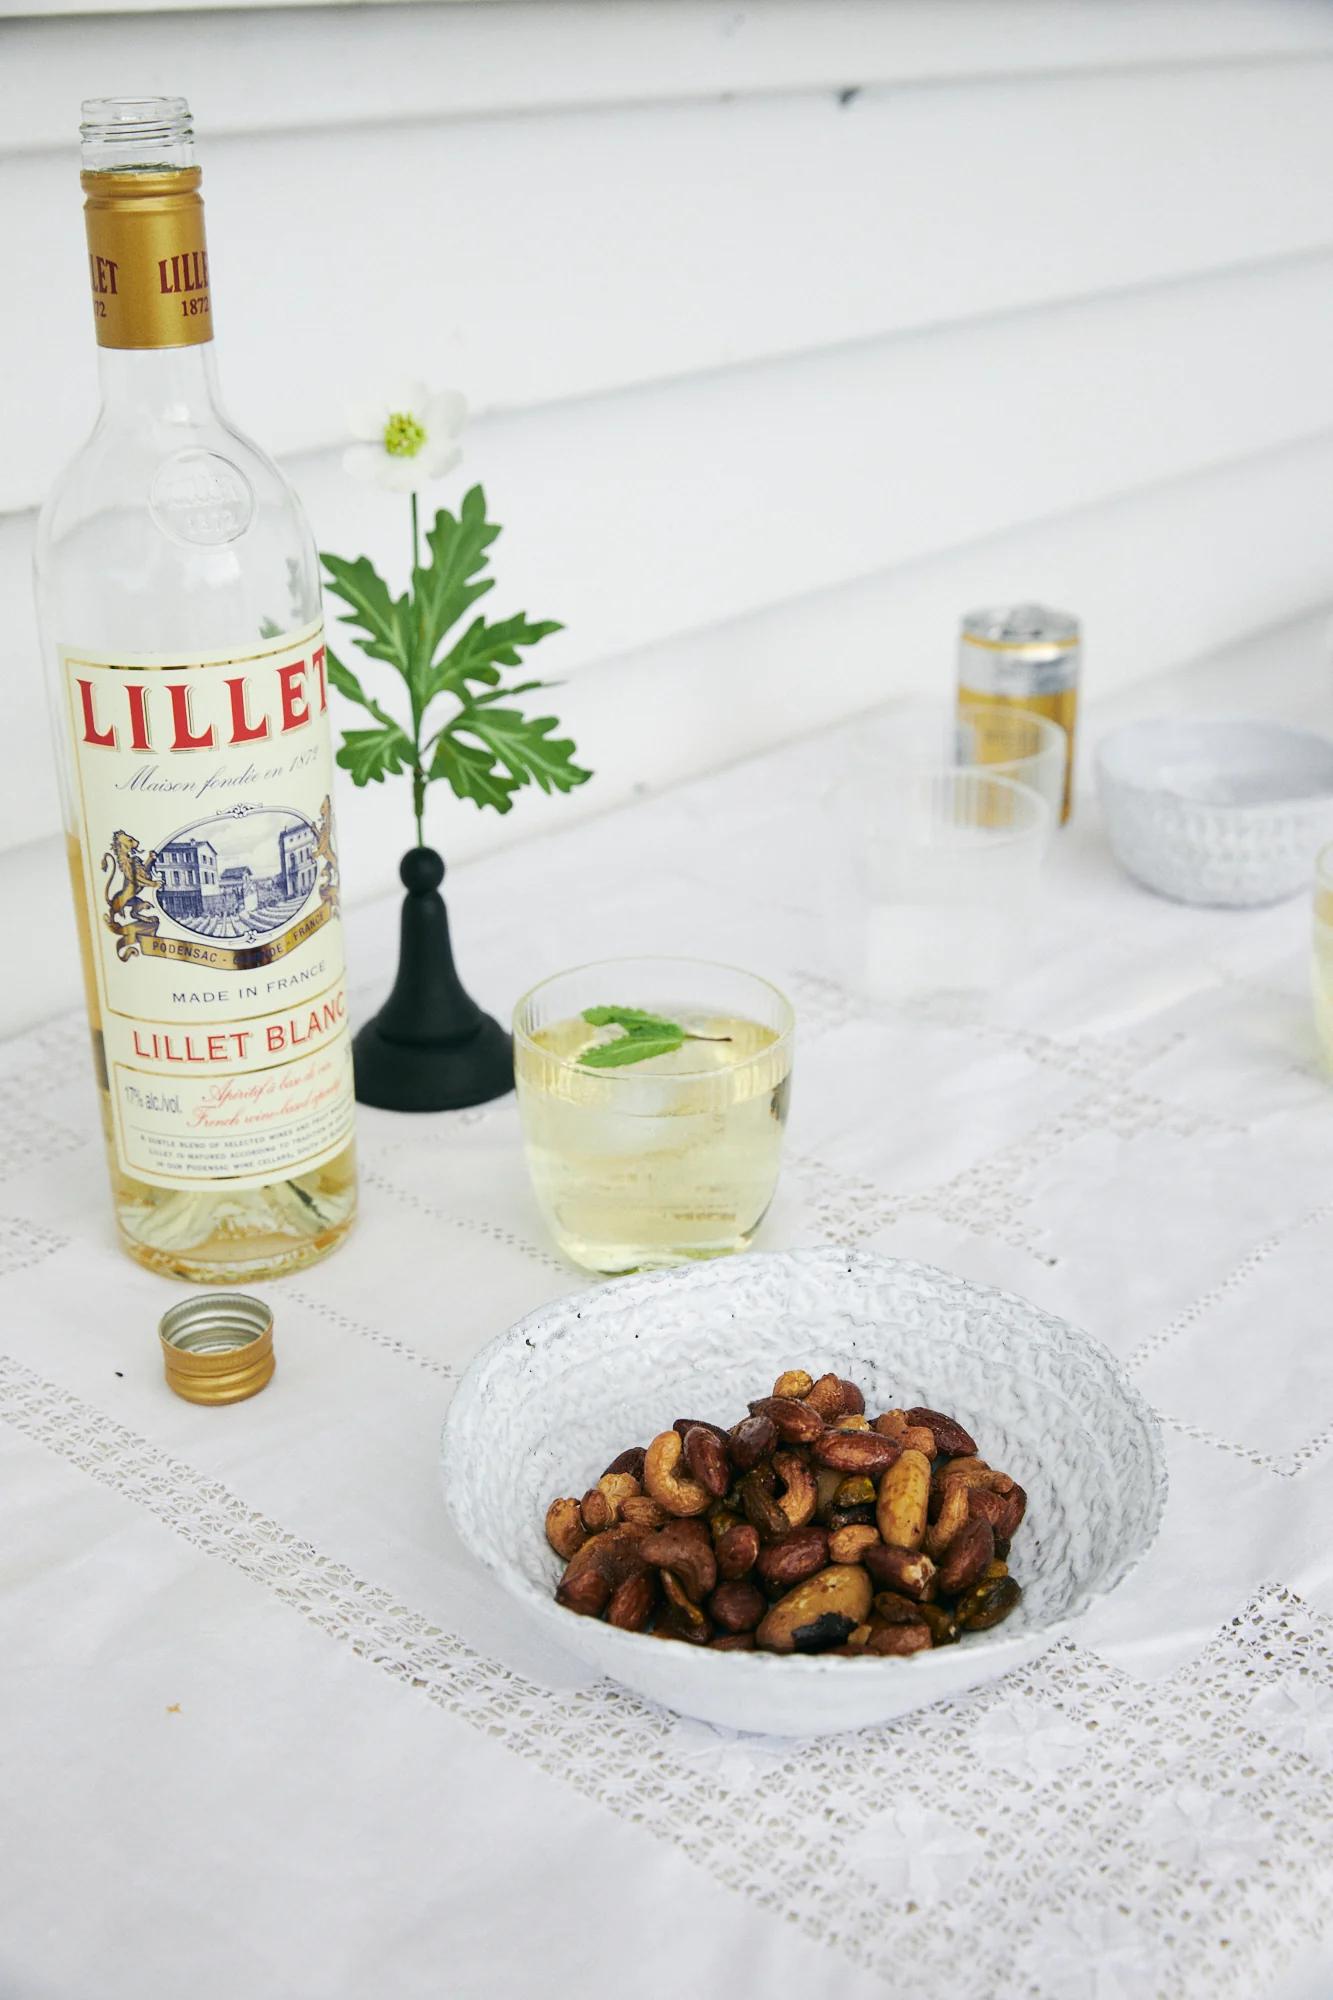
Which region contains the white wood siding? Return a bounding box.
[2,0,1332,1033]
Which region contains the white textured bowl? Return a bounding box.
[1096,717,1333,907]
[441,1249,1166,1736]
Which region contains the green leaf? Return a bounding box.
[325,644,383,716]
[583,1006,680,1034]
[412,486,501,693]
[429,732,521,813]
[425,611,563,707]
[321,553,414,674]
[335,722,414,786]
[451,705,592,796]
[579,1030,685,1069]
[464,678,553,711]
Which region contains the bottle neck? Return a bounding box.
[83,165,214,362]
[95,340,223,422]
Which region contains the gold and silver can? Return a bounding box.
[957,603,1080,822]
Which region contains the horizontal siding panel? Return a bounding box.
[7,60,1333,513]
[7,251,1333,848]
[7,0,1333,93]
[9,432,1333,1039]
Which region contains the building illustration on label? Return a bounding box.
[102,796,339,969]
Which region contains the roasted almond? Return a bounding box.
[904,1407,977,1457]
[810,1430,900,1475]
[755,1525,830,1592]
[748,1395,825,1443]
[682,1424,731,1498]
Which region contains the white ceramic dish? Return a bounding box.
[441,1248,1165,1736]
[1096,717,1333,907]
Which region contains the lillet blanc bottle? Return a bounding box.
[35,97,357,1282]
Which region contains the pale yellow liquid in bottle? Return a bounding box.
[66,833,356,1283]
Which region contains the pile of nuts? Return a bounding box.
[544,1368,1026,1655]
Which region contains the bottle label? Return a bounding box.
[61,620,356,1192]
[82,167,213,350]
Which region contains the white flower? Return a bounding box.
[342,379,466,493]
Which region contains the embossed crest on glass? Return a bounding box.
[514,957,794,1274]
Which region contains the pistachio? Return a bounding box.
[833,1475,876,1509]
[954,1573,1022,1632]
[918,1602,959,1646]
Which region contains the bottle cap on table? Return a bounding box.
[158,1293,275,1405]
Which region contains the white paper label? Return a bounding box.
[61,619,356,1190]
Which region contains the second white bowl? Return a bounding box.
[1096,716,1333,907]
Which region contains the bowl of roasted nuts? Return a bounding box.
[441,1248,1166,1735]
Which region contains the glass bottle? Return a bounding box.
[34,96,357,1282]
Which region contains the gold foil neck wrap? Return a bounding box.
[159,1293,274,1405]
[82,166,212,350]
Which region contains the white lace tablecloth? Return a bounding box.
[4,632,1333,2000]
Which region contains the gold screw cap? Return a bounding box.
[158,1293,275,1405]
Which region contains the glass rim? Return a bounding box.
[850,701,1066,789]
[883,766,1054,844]
[512,953,795,1081]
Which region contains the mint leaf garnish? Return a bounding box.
[577,1005,730,1070]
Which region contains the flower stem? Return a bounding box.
[410,492,424,848]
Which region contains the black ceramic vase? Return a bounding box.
[352,847,513,1112]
